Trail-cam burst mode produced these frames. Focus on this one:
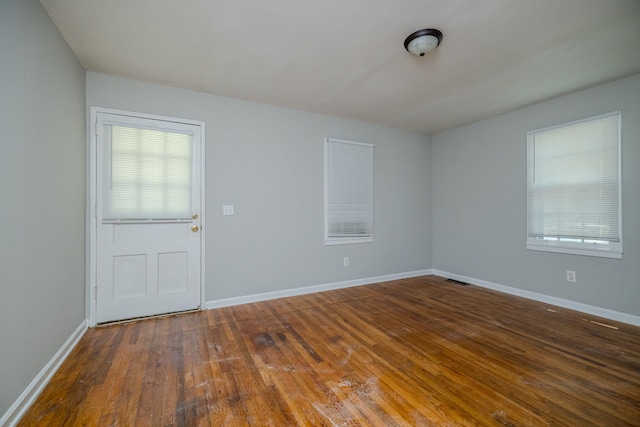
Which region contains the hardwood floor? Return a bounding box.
[19,276,640,426]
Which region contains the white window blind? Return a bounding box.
[325,138,374,245]
[526,111,621,257]
[102,125,193,222]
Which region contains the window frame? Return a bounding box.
[324,137,374,246]
[525,111,622,259]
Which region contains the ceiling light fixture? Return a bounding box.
[404,29,443,57]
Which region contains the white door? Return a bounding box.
[95,111,203,323]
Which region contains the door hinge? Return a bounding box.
[94,286,98,300]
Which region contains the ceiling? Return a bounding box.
[40,0,640,135]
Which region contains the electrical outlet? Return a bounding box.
[343,257,350,267]
[566,270,576,282]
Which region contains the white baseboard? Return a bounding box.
[0,320,88,427]
[204,269,434,310]
[433,270,640,327]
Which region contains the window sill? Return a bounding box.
[325,237,374,246]
[526,243,622,259]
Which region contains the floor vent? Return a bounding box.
[446,279,470,286]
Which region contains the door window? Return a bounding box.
[102,124,193,222]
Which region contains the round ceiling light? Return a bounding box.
[404,29,443,57]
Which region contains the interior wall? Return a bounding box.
[0,0,86,418]
[432,74,640,317]
[86,72,432,302]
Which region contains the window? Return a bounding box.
[324,138,374,245]
[102,123,193,222]
[526,111,622,258]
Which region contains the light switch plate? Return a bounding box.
[223,205,234,215]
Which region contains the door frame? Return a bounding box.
[87,107,206,327]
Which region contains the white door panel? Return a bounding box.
[95,111,202,323]
[113,254,147,298]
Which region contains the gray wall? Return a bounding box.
[0,0,86,418]
[432,74,640,317]
[87,72,433,302]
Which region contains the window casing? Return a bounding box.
[324,138,374,245]
[526,111,622,258]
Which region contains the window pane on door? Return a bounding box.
[102,125,193,222]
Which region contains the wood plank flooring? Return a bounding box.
[19,275,640,426]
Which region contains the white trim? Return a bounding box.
[324,237,374,246]
[204,269,434,309]
[87,107,206,326]
[525,243,622,259]
[0,321,88,427]
[199,123,206,312]
[325,137,375,148]
[433,270,640,327]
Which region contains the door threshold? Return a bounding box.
[96,308,201,327]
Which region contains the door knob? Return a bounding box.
[191,225,199,232]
